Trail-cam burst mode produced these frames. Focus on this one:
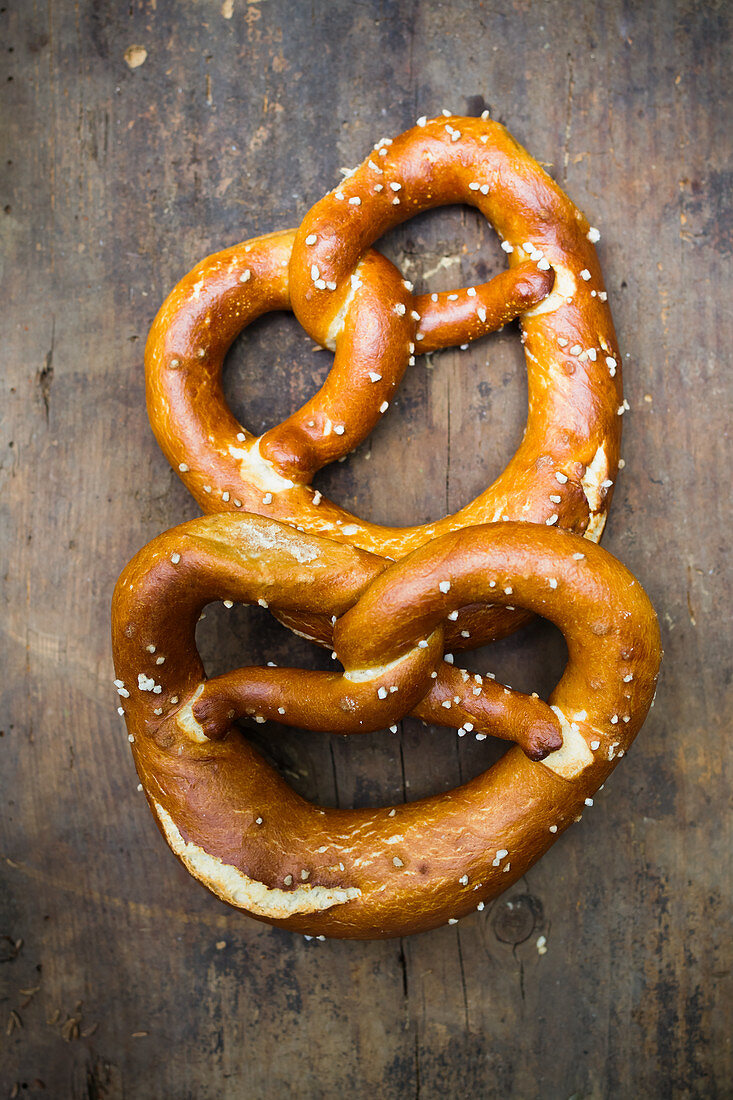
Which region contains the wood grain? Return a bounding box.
[1,0,730,1096]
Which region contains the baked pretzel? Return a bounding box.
[146,114,622,653]
[112,515,660,940]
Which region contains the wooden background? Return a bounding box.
[2,1,731,1096]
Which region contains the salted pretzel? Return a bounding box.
[112,515,660,939]
[146,114,623,654]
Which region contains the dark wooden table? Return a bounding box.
[2,2,730,1096]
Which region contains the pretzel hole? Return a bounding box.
[196,597,333,680]
[330,323,527,528]
[459,617,568,702]
[223,310,332,438]
[376,203,506,291]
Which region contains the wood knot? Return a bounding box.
[491,893,543,945]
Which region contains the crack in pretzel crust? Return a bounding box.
[155,803,362,917]
[544,707,596,779]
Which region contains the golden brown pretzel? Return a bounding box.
[145,114,622,653]
[112,515,661,940]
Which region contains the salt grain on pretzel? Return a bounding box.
[112,516,660,939]
[146,115,620,651]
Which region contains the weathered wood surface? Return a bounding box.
[1,1,731,1096]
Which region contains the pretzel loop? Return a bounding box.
[112,515,661,939]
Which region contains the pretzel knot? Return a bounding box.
[112,517,660,940]
[146,114,622,652]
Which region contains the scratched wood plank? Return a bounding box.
[1,1,731,1097]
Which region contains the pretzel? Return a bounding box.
[146,114,622,653]
[112,515,661,940]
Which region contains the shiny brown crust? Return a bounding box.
[145,115,623,653]
[112,515,661,940]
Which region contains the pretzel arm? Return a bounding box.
[414,261,554,353]
[259,250,416,480]
[189,629,444,737]
[272,605,562,758]
[413,664,562,760]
